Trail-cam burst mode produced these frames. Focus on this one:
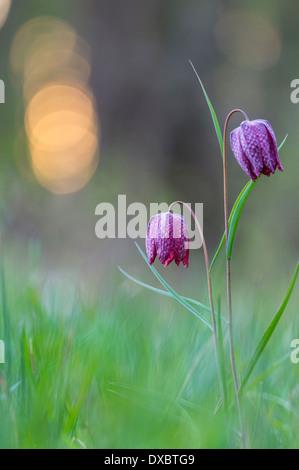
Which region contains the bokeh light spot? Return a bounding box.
[0,0,11,30]
[10,16,100,194]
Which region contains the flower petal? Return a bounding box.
[230,127,257,181]
[262,120,284,172]
[253,120,276,175]
[146,216,158,264]
[156,213,173,265]
[239,121,263,179]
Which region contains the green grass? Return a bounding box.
[0,246,298,449]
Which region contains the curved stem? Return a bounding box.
[168,201,224,410]
[223,109,248,448]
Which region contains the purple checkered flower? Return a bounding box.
[230,119,283,182]
[146,212,189,267]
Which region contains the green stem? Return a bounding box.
[168,201,224,413]
[223,109,248,449]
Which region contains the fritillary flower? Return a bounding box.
[230,119,283,182]
[146,212,189,267]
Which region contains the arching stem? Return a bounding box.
[168,201,224,411]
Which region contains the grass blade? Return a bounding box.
[0,255,11,382]
[189,60,223,155]
[246,353,290,391]
[239,262,299,395]
[135,242,213,331]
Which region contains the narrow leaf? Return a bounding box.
[239,262,299,395]
[118,266,210,313]
[135,242,213,330]
[226,180,256,260]
[278,134,288,152]
[210,180,252,271]
[119,266,228,323]
[189,60,223,155]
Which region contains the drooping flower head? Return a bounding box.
[230,119,283,182]
[146,212,189,267]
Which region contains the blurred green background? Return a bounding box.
[0,0,298,449]
[0,0,298,280]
